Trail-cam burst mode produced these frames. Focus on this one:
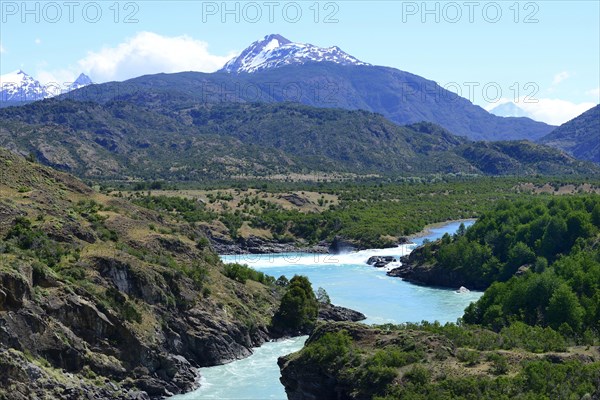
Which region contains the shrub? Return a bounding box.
[272,275,319,333]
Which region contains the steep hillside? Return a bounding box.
[0,149,282,398]
[0,100,593,181]
[539,105,600,163]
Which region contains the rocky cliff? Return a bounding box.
[387,242,489,290]
[0,149,279,399]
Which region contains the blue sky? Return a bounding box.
[1,0,598,124]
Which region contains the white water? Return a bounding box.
[172,220,481,399]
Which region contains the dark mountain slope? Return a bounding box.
[64,63,554,142]
[538,104,600,163]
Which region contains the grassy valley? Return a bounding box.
[118,177,600,251]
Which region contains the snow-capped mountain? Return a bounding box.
[0,70,48,102]
[0,70,93,102]
[489,102,529,118]
[221,34,370,73]
[68,73,94,92]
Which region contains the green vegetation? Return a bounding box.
[271,275,319,334]
[378,359,600,399]
[413,195,600,290]
[282,194,600,399]
[285,321,599,400]
[132,195,216,223]
[128,177,600,249]
[0,99,596,183]
[3,217,69,268]
[222,262,275,285]
[401,194,600,338]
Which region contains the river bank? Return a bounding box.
[408,218,476,243]
[170,220,482,399]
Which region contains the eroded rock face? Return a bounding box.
[277,356,341,400]
[0,149,283,399]
[329,236,358,254]
[0,257,273,399]
[0,346,150,400]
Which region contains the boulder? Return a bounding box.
[329,236,357,254]
[318,303,366,322]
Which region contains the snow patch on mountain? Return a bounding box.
[221,34,369,73]
[0,70,93,102]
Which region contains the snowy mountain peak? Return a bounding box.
[68,73,93,91]
[489,102,529,118]
[221,34,370,73]
[74,73,93,86]
[0,71,93,103]
[0,70,47,102]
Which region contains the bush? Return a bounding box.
[404,365,431,385]
[487,353,509,375]
[456,348,480,366]
[272,275,319,333]
[302,330,353,366]
[223,263,275,285]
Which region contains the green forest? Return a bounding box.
[285,193,600,399]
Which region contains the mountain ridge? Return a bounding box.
[0,70,92,104]
[538,104,600,163]
[62,63,554,142]
[0,98,594,181]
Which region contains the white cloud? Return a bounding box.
[586,87,600,99]
[0,43,5,53]
[37,69,79,86]
[517,98,595,125]
[76,32,233,82]
[34,38,42,45]
[552,71,570,85]
[484,97,595,125]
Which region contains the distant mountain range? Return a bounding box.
[0,70,92,105]
[0,98,595,181]
[3,35,554,142]
[538,105,600,163]
[1,33,587,178]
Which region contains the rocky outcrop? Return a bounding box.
[0,147,286,399]
[278,323,380,400]
[366,255,397,268]
[328,236,359,254]
[0,346,150,400]
[0,255,276,399]
[282,193,309,207]
[387,245,488,290]
[278,356,343,400]
[318,303,366,322]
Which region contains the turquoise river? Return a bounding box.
[172,220,481,399]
